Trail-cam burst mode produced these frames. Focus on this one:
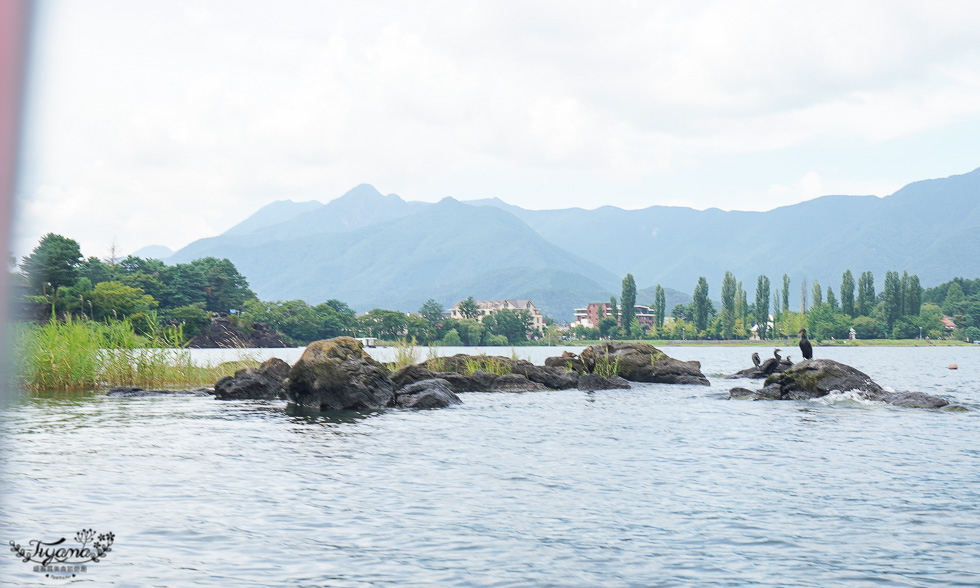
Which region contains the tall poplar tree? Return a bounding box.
[811,279,823,306]
[908,274,922,316]
[755,275,770,339]
[692,277,709,333]
[857,271,875,316]
[883,270,902,329]
[620,274,636,330]
[782,274,790,311]
[654,285,666,331]
[840,270,855,316]
[721,271,736,340]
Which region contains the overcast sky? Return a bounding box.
[14,0,980,259]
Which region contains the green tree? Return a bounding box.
[901,271,910,316]
[883,270,902,330]
[609,296,619,326]
[456,318,485,346]
[419,299,445,332]
[160,303,211,337]
[754,275,770,339]
[692,277,709,333]
[907,274,922,317]
[782,274,790,312]
[943,282,966,316]
[721,271,736,340]
[188,257,255,312]
[852,316,882,339]
[653,285,666,332]
[811,280,823,307]
[482,309,531,344]
[20,233,83,297]
[359,308,408,340]
[620,274,636,330]
[857,271,875,316]
[735,281,748,338]
[458,296,480,319]
[598,316,618,339]
[827,286,838,311]
[441,329,462,345]
[89,281,158,320]
[840,270,855,316]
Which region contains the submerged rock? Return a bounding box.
[729,358,953,409]
[578,342,709,386]
[214,358,290,400]
[394,378,462,409]
[577,373,631,391]
[286,337,394,411]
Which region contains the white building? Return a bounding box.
[449,299,545,333]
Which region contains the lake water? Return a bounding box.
[2,345,979,586]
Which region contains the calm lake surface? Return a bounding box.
[2,345,979,586]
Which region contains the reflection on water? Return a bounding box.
[1,346,979,586]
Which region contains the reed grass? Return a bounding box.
[13,316,256,392]
[593,351,621,378]
[388,337,421,371]
[461,355,513,376]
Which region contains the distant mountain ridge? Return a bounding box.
[166,167,980,320]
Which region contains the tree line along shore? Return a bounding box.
[11,233,980,391]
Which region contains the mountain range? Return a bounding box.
[162,167,980,320]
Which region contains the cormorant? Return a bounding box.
[799,329,813,360]
[760,349,782,375]
[751,352,761,368]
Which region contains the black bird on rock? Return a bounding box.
[751,352,761,368]
[799,329,813,360]
[760,349,782,375]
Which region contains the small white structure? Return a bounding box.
[357,337,377,348]
[849,327,856,341]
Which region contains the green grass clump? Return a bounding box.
[13,316,256,392]
[593,352,621,378]
[387,337,421,371]
[462,355,513,376]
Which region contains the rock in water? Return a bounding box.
[578,342,709,385]
[728,358,953,408]
[285,337,394,411]
[394,379,462,409]
[763,358,883,400]
[214,358,290,400]
[577,373,631,391]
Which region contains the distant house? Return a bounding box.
[941,315,957,333]
[572,302,656,329]
[450,299,545,333]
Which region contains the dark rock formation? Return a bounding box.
[762,359,883,400]
[285,337,394,411]
[578,342,709,385]
[729,358,953,408]
[107,386,212,397]
[394,378,462,409]
[545,351,586,373]
[188,315,290,349]
[390,363,555,393]
[412,354,580,392]
[577,373,631,391]
[214,358,290,400]
[727,356,794,379]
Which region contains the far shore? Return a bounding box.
[371,338,974,348]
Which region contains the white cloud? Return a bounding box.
[14,0,980,257]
